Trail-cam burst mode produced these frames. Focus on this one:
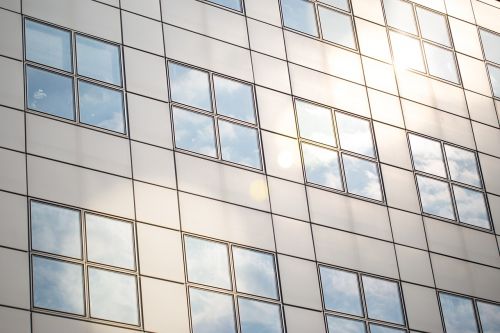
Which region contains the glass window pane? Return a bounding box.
[383,0,417,34]
[408,134,446,177]
[233,247,278,299]
[416,175,455,220]
[439,293,479,333]
[169,63,212,111]
[208,0,242,11]
[416,7,451,46]
[218,121,261,169]
[320,267,363,316]
[281,0,319,37]
[362,276,404,325]
[185,236,232,289]
[336,113,374,157]
[477,301,500,333]
[327,316,366,333]
[238,298,282,333]
[487,64,500,98]
[296,100,336,146]
[389,31,425,72]
[453,186,490,229]
[26,66,75,120]
[78,81,125,133]
[31,201,81,259]
[343,155,382,201]
[320,0,349,11]
[480,30,500,65]
[33,256,84,315]
[190,288,236,333]
[318,7,356,49]
[445,145,481,187]
[302,143,343,190]
[424,43,459,83]
[88,268,139,325]
[173,107,217,157]
[369,324,406,333]
[25,20,72,72]
[76,35,121,86]
[214,76,255,123]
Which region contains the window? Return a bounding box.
[479,29,500,98]
[296,99,383,201]
[169,62,262,170]
[24,19,126,133]
[30,200,139,326]
[383,0,459,84]
[206,0,242,11]
[184,235,283,333]
[409,134,491,229]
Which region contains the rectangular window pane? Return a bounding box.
[296,100,336,147]
[173,107,217,157]
[320,0,349,11]
[320,266,363,316]
[218,121,261,169]
[281,0,319,37]
[383,0,417,35]
[336,113,375,157]
[408,134,446,178]
[444,145,481,187]
[327,316,366,333]
[439,293,479,333]
[389,31,425,72]
[214,76,255,123]
[369,324,406,333]
[416,175,455,220]
[362,276,404,325]
[318,6,356,49]
[477,301,500,333]
[453,186,490,229]
[487,64,500,98]
[480,30,500,65]
[190,288,237,333]
[424,43,459,83]
[302,143,343,190]
[208,0,242,11]
[416,7,451,46]
[238,298,283,333]
[343,155,382,201]
[169,63,212,111]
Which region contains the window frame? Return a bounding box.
[479,27,500,100]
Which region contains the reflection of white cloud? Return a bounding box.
[174,108,216,156]
[362,276,404,325]
[34,89,47,99]
[296,100,336,146]
[409,134,446,177]
[453,186,489,229]
[233,247,277,299]
[336,113,374,157]
[477,301,500,333]
[190,288,236,333]
[328,315,366,333]
[303,144,342,190]
[343,155,381,200]
[445,145,480,187]
[320,267,362,315]
[219,121,260,168]
[170,64,212,111]
[238,298,281,333]
[417,176,454,219]
[440,293,479,333]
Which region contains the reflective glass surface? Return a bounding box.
[320,267,363,316]
[214,76,255,123]
[416,175,455,220]
[444,145,481,187]
[343,155,382,201]
[190,288,236,333]
[453,186,490,229]
[477,301,500,333]
[26,66,75,120]
[76,35,121,86]
[185,237,232,289]
[78,81,125,133]
[409,134,446,177]
[336,113,374,157]
[31,201,81,259]
[487,64,500,98]
[88,268,139,325]
[25,20,72,72]
[86,214,135,270]
[296,100,336,146]
[416,7,451,46]
[383,0,417,34]
[33,256,84,315]
[424,43,459,83]
[440,293,478,333]
[281,0,319,37]
[169,63,212,111]
[173,107,217,157]
[480,30,500,64]
[320,0,349,11]
[238,298,282,333]
[318,7,356,49]
[218,121,261,169]
[302,143,343,190]
[233,247,278,299]
[362,276,404,325]
[369,324,406,333]
[327,316,366,333]
[389,31,425,72]
[208,0,242,11]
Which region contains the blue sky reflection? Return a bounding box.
[238,298,282,333]
[190,288,236,333]
[327,316,366,333]
[362,276,404,325]
[320,267,363,316]
[302,143,343,190]
[440,293,478,333]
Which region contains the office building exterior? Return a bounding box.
[0,0,499,332]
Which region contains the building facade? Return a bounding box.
[0,0,499,332]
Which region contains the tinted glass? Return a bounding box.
[327,316,366,333]
[88,268,139,325]
[76,35,121,86]
[190,288,236,333]
[383,0,417,34]
[78,81,125,133]
[214,76,255,123]
[389,31,425,72]
[487,64,500,98]
[453,186,490,229]
[25,20,72,72]
[336,113,374,157]
[409,134,446,177]
[477,301,500,333]
[416,175,455,220]
[480,30,500,64]
[440,293,479,333]
[233,247,278,299]
[321,0,349,11]
[424,43,459,83]
[445,145,481,187]
[343,155,382,201]
[169,63,212,111]
[302,143,343,190]
[238,298,282,333]
[185,236,231,289]
[281,0,319,37]
[369,324,406,333]
[416,7,451,46]
[86,214,135,270]
[173,107,217,157]
[362,276,404,325]
[209,0,242,11]
[31,201,81,259]
[296,100,336,146]
[320,267,363,316]
[318,7,356,49]
[33,256,84,315]
[26,66,75,120]
[219,121,261,169]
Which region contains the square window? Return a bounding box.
[238,298,283,333]
[190,288,236,333]
[369,324,406,333]
[408,134,446,178]
[327,316,366,333]
[302,143,343,190]
[169,63,212,111]
[362,276,404,325]
[207,0,242,11]
[480,30,500,65]
[281,0,319,37]
[383,0,417,35]
[439,293,479,333]
[318,6,356,49]
[477,301,500,333]
[173,107,217,157]
[487,64,500,98]
[424,43,459,83]
[214,76,256,124]
[336,113,375,157]
[416,175,455,220]
[444,145,481,187]
[343,155,382,201]
[320,267,363,316]
[218,120,261,169]
[416,7,451,47]
[296,100,336,147]
[389,31,425,72]
[452,186,490,229]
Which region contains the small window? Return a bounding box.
[477,301,500,333]
[318,6,356,49]
[320,0,349,12]
[327,316,366,333]
[172,107,217,157]
[416,175,455,220]
[214,76,255,124]
[302,143,343,190]
[336,113,375,158]
[296,100,336,147]
[383,0,417,35]
[207,0,242,11]
[480,30,500,65]
[369,324,406,333]
[408,134,446,178]
[440,293,479,333]
[281,0,319,37]
[452,186,489,229]
[238,298,283,333]
[190,288,237,333]
[169,63,212,111]
[424,43,459,83]
[218,120,261,169]
[416,7,451,47]
[487,64,500,98]
[362,276,404,325]
[343,155,382,201]
[444,145,481,187]
[320,267,363,316]
[389,31,425,72]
